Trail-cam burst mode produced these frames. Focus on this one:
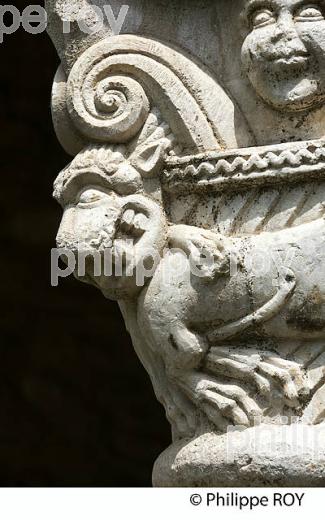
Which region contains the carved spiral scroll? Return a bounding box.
[67,67,150,143]
[61,35,253,152]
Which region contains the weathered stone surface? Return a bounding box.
[46,0,325,486]
[153,425,325,487]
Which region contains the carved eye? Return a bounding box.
[295,4,324,21]
[251,9,276,28]
[78,189,104,206]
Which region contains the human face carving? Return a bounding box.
[241,0,325,111]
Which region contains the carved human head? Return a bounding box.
[241,0,325,111]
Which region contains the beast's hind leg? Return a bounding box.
[167,323,209,374]
[176,371,261,431]
[166,325,261,431]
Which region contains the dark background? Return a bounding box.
[0,1,170,486]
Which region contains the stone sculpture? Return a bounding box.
[46,0,325,485]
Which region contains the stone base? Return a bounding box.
[153,424,325,487]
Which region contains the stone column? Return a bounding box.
[46,0,325,486]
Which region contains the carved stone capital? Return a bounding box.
[47,0,325,486]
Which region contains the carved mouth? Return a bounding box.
[273,56,309,65]
[269,52,310,68]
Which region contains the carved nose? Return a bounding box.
[270,12,309,57]
[271,13,301,43]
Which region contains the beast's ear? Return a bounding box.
[130,139,170,177]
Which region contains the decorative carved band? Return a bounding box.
[163,139,325,193]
